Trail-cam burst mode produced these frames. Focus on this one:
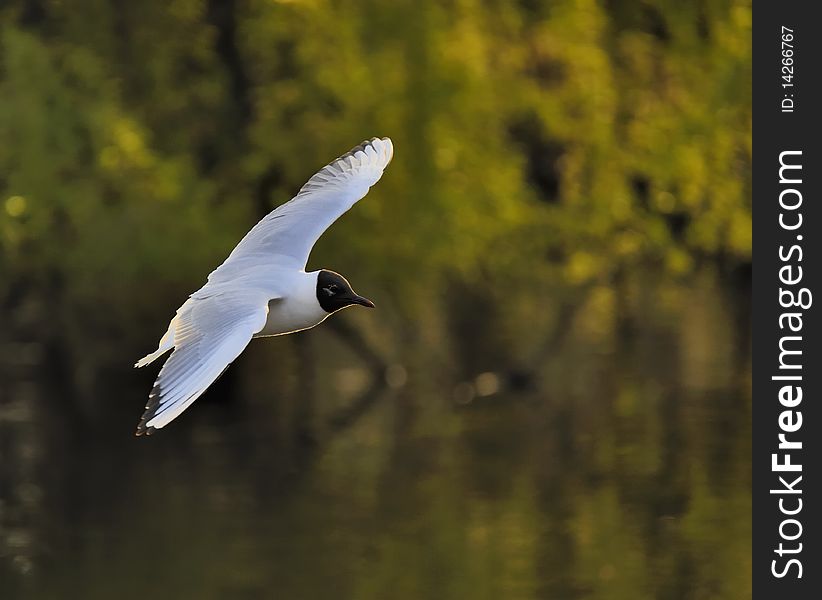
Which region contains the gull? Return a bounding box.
[134,137,393,435]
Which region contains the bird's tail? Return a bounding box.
[134,319,176,368]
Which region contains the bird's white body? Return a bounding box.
[256,270,328,337]
[134,137,393,434]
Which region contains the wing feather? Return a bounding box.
[207,137,393,281]
[135,293,270,435]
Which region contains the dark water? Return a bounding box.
[1,273,750,599]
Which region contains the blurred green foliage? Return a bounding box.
[1,0,750,355]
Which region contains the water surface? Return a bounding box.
[1,273,751,599]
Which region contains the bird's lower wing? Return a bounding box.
[136,293,270,435]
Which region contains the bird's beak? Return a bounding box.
[352,294,375,308]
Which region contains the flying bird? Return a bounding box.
[134,137,393,435]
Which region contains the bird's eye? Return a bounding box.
[323,285,339,296]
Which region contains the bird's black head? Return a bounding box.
[316,270,375,313]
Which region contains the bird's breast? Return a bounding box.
[254,296,328,337]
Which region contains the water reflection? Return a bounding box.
[1,272,750,600]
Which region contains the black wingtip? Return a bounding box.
[134,424,156,437]
[135,382,162,437]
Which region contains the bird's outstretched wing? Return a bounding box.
[136,292,270,435]
[207,137,393,282]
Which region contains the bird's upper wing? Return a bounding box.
[136,291,271,434]
[207,137,393,283]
